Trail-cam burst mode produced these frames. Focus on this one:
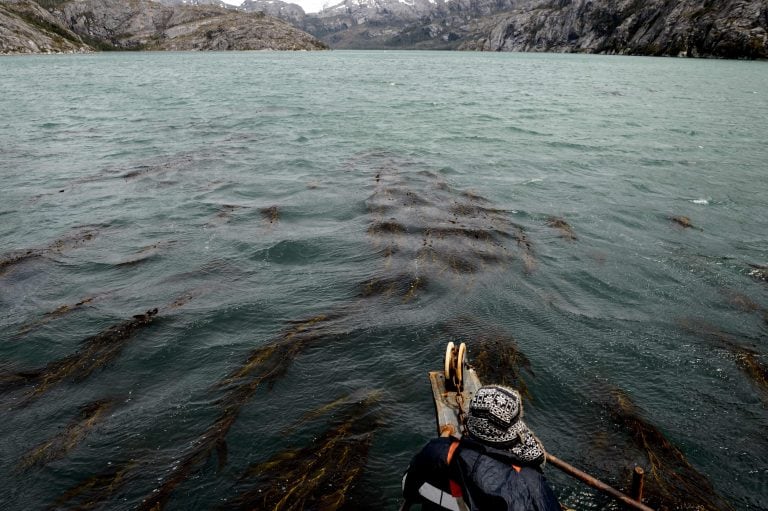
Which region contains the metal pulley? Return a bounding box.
[444,341,467,392]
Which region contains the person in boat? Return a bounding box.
[401,385,560,511]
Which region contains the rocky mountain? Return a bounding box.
[0,0,327,53]
[239,0,506,48]
[0,0,90,53]
[5,0,764,56]
[237,0,768,57]
[459,0,768,58]
[240,0,306,26]
[153,0,228,6]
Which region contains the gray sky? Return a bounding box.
[222,0,329,14]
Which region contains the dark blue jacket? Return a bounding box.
[402,437,561,511]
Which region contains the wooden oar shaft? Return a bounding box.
[546,453,655,511]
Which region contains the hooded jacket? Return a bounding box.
[402,437,560,511]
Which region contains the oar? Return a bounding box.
[546,453,655,511]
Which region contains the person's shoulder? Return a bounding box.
[417,436,456,460]
[403,437,457,499]
[425,436,455,448]
[408,436,460,476]
[458,436,546,469]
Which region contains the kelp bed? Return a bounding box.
[600,388,735,511]
[1,151,763,510]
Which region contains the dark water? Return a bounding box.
[0,51,766,510]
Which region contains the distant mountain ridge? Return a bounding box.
[240,0,306,26]
[3,0,765,56]
[153,0,228,6]
[231,0,516,48]
[0,0,327,54]
[231,0,768,57]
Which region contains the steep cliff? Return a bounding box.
[459,0,768,58]
[0,0,90,53]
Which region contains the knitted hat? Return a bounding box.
[466,385,545,466]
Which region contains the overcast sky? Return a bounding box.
[222,0,330,14]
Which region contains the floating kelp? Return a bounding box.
[143,373,295,508]
[218,204,241,216]
[206,204,246,227]
[0,309,158,403]
[31,154,202,203]
[669,215,700,230]
[730,346,768,398]
[166,288,205,310]
[714,337,767,401]
[461,190,489,203]
[138,406,239,511]
[16,296,96,337]
[603,388,734,511]
[725,290,762,313]
[472,336,534,401]
[425,226,506,242]
[120,155,195,181]
[0,226,99,276]
[18,399,114,471]
[546,216,577,241]
[391,186,431,207]
[49,460,138,511]
[139,313,350,510]
[115,241,176,267]
[280,389,383,435]
[224,393,381,511]
[261,205,280,225]
[748,264,768,283]
[365,162,521,279]
[724,290,767,326]
[368,220,407,235]
[0,369,41,391]
[512,225,536,274]
[115,255,156,268]
[416,246,479,275]
[679,319,768,401]
[447,203,509,219]
[0,249,43,275]
[217,313,344,390]
[358,273,427,303]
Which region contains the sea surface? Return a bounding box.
[0,50,766,510]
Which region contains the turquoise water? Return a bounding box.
[0,51,766,510]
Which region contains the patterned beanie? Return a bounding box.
[466,385,545,466]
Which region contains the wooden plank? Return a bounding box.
[428,368,483,437]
